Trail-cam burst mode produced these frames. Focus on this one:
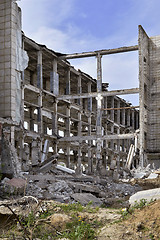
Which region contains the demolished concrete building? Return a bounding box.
[0,0,160,178]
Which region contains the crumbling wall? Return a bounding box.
[0,0,28,123]
[0,128,21,177]
[139,25,150,166]
[139,25,160,167]
[148,35,160,152]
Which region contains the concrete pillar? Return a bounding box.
[127,109,130,127]
[103,96,108,169]
[77,110,82,174]
[77,74,82,105]
[117,100,120,125]
[110,97,114,151]
[136,112,139,130]
[29,107,34,131]
[50,59,59,95]
[37,51,43,88]
[52,100,58,136]
[132,110,135,130]
[96,53,103,172]
[66,105,71,168]
[88,114,92,174]
[37,51,43,158]
[87,82,92,111]
[66,68,70,95]
[122,104,125,126]
[31,140,40,166]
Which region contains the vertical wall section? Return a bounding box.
[0,0,28,122]
[148,34,160,162]
[138,25,150,166]
[139,25,160,167]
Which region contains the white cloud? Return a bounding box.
[18,0,142,106]
[18,0,75,34]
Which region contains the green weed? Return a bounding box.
[61,216,96,240]
[59,202,84,213]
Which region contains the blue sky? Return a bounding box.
[18,0,160,105]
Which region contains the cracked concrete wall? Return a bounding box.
[139,25,160,167]
[0,0,28,123]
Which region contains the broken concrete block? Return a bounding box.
[68,181,100,194]
[129,188,160,205]
[2,178,26,195]
[147,173,158,179]
[110,159,117,170]
[113,169,119,181]
[71,193,102,206]
[133,172,147,179]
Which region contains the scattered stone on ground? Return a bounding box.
[71,193,102,206]
[0,170,143,208]
[50,213,71,230]
[129,187,160,205]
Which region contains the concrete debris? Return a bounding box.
[129,188,160,205]
[0,177,26,196]
[130,165,160,179]
[71,193,102,206]
[55,165,86,176]
[147,172,158,179]
[0,196,38,215]
[0,169,143,208]
[68,181,100,194]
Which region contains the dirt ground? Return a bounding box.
[0,198,160,239]
[98,199,160,240]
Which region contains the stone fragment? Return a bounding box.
[50,213,71,229]
[2,177,26,195]
[147,173,158,179]
[129,188,160,205]
[71,193,102,206]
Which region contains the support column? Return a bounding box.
[122,104,125,126]
[88,114,93,174]
[103,96,108,169]
[37,51,43,89]
[77,110,82,174]
[50,59,59,95]
[110,96,114,151]
[66,68,71,95]
[87,82,92,112]
[127,109,131,151]
[38,94,43,135]
[117,100,120,125]
[21,87,25,127]
[96,53,103,172]
[30,107,34,132]
[132,110,135,130]
[136,112,139,130]
[66,105,71,168]
[127,109,130,127]
[37,51,43,157]
[87,82,93,173]
[77,74,82,105]
[52,100,58,136]
[117,100,120,169]
[117,128,120,170]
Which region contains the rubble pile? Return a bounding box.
[0,168,142,208]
